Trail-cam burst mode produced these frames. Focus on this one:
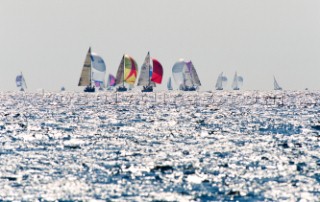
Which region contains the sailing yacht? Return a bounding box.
[106,74,116,91]
[167,77,173,90]
[137,52,163,92]
[115,54,138,92]
[172,59,201,91]
[273,76,282,90]
[231,71,243,90]
[16,72,27,91]
[215,72,228,90]
[78,47,106,92]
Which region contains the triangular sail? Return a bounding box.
[215,72,223,90]
[137,52,154,86]
[172,59,186,87]
[115,56,125,86]
[232,71,243,90]
[274,76,282,90]
[78,48,92,86]
[151,58,163,84]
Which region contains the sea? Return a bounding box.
[0,91,319,201]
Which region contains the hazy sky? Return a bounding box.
[1,0,320,91]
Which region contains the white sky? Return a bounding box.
[1,0,320,91]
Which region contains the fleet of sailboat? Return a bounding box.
[115,54,138,92]
[137,52,163,92]
[78,47,106,92]
[172,59,201,91]
[16,72,27,91]
[231,71,243,90]
[215,72,228,90]
[15,48,289,92]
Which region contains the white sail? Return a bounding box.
[91,53,106,88]
[215,72,228,90]
[78,48,92,86]
[232,71,243,90]
[274,76,282,90]
[167,77,173,90]
[172,59,186,87]
[137,52,155,87]
[186,61,201,86]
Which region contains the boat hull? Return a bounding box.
[142,86,153,92]
[84,86,95,92]
[117,86,127,92]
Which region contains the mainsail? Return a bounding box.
[186,61,201,86]
[215,72,228,90]
[137,52,155,87]
[273,76,282,90]
[78,47,92,86]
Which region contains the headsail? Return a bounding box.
[78,47,92,86]
[107,74,116,87]
[91,52,106,88]
[172,59,186,87]
[150,58,163,84]
[115,56,125,86]
[124,54,138,84]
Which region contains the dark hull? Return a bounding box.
[84,86,95,92]
[117,86,127,92]
[142,86,153,92]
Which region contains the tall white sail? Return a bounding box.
[137,52,155,87]
[274,76,282,90]
[172,59,186,88]
[232,71,243,90]
[91,52,106,88]
[215,72,227,90]
[78,48,92,86]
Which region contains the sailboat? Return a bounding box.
[115,54,138,92]
[231,71,243,90]
[167,77,173,90]
[137,52,163,92]
[172,59,201,91]
[16,72,27,91]
[215,72,228,90]
[273,76,282,90]
[106,74,116,91]
[78,47,106,92]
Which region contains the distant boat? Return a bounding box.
[137,52,163,92]
[215,72,228,90]
[172,59,201,91]
[78,47,106,92]
[231,71,243,90]
[273,76,282,90]
[16,72,27,91]
[115,54,138,92]
[61,86,66,91]
[167,77,173,90]
[106,74,116,91]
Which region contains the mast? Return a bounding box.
[89,47,92,87]
[123,55,125,87]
